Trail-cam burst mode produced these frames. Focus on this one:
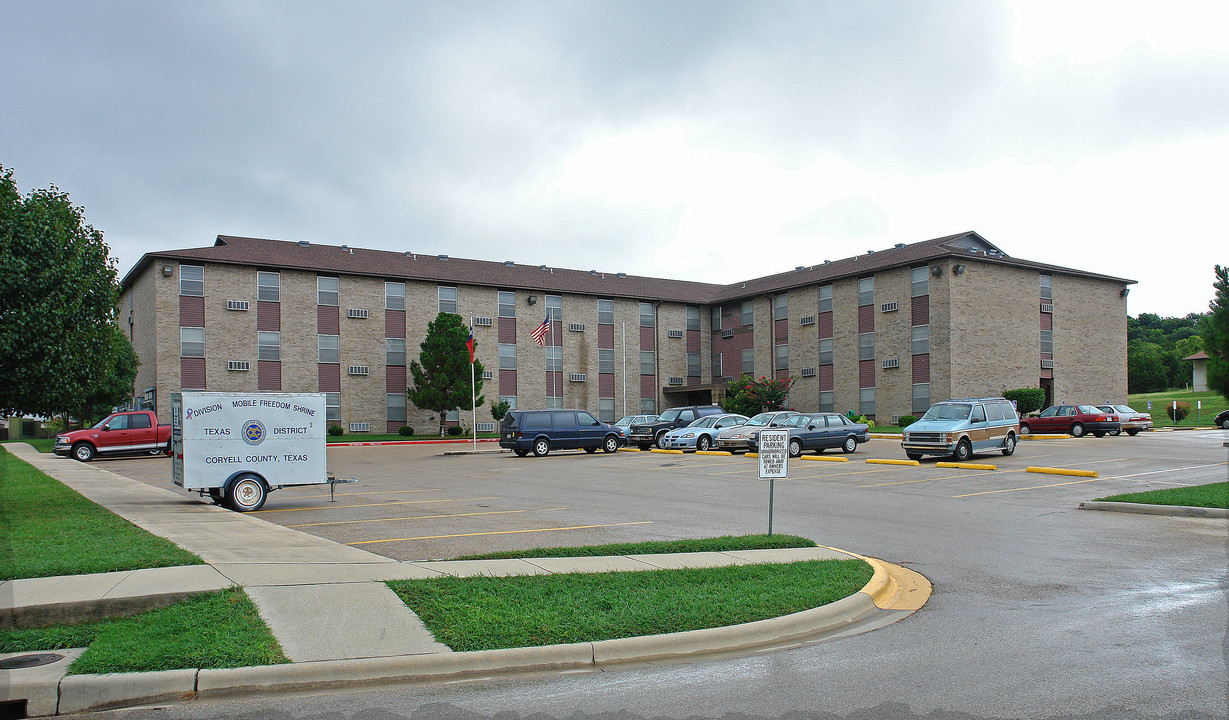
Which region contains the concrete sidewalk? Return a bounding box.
[1,443,929,716]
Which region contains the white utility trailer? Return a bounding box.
[171,392,336,511]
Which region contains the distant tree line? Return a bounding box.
[1127,312,1205,394]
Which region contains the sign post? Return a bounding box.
[758,429,789,536]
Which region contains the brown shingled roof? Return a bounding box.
[121,231,1135,303]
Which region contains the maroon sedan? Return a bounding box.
[1020,404,1120,438]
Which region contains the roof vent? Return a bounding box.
[297,240,309,248]
[540,264,548,271]
[795,265,805,271]
[404,251,415,259]
[589,270,598,275]
[867,249,874,255]
[617,272,627,278]
[341,244,348,251]
[504,260,515,266]
[895,243,906,249]
[823,260,830,264]
[438,254,449,260]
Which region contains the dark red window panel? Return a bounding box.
[258,361,281,391]
[319,363,341,392]
[181,357,206,389]
[1040,313,1052,331]
[911,295,929,326]
[598,323,614,348]
[385,309,405,339]
[640,374,656,397]
[257,301,280,332]
[817,312,833,339]
[599,373,615,396]
[912,354,930,383]
[318,306,339,335]
[499,369,517,393]
[858,305,874,333]
[775,318,788,342]
[498,317,517,344]
[640,326,655,350]
[179,296,204,327]
[819,364,834,391]
[859,359,875,388]
[386,366,406,393]
[687,330,700,353]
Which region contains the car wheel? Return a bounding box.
[1221,417,1229,429]
[789,438,802,458]
[842,435,858,454]
[584,446,597,453]
[513,449,529,457]
[226,474,267,512]
[1108,428,1121,436]
[602,435,619,453]
[1019,423,1031,435]
[1001,433,1016,456]
[696,435,711,452]
[1126,429,1139,436]
[952,438,972,462]
[532,438,551,457]
[1093,431,1105,438]
[906,452,924,461]
[654,430,668,449]
[1070,423,1085,438]
[72,443,95,462]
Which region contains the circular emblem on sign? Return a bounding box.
[242,420,266,445]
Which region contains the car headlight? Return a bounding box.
[681,432,695,438]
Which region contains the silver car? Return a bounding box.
[660,414,749,452]
[715,411,798,453]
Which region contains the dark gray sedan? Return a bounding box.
[748,412,871,456]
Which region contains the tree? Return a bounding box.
[719,374,793,417]
[1127,340,1167,394]
[80,327,141,426]
[1003,388,1045,415]
[489,399,510,423]
[0,163,122,420]
[407,312,485,435]
[1201,264,1229,398]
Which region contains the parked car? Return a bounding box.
[611,414,656,442]
[1216,408,1229,430]
[628,405,726,450]
[499,409,623,457]
[747,412,870,456]
[1097,405,1153,436]
[901,398,1020,461]
[659,413,749,452]
[53,410,172,462]
[714,411,798,453]
[1020,404,1119,437]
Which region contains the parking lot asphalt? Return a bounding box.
[98,430,1229,562]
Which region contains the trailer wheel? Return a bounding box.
[226,474,268,512]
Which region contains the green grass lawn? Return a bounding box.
[0,589,288,674]
[0,446,202,580]
[387,558,873,652]
[1096,482,1228,509]
[1126,390,1228,427]
[456,534,816,560]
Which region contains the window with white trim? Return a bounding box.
[257,331,280,361]
[598,299,614,325]
[180,265,203,297]
[688,352,701,377]
[318,334,339,364]
[859,387,876,416]
[686,306,700,331]
[386,393,407,423]
[499,343,516,370]
[742,348,754,375]
[857,277,874,306]
[711,305,721,331]
[438,286,457,314]
[818,338,833,366]
[640,350,655,375]
[499,395,517,410]
[325,393,341,424]
[385,282,405,311]
[912,325,929,355]
[598,398,615,423]
[599,348,614,374]
[711,352,722,378]
[774,294,787,320]
[546,346,562,372]
[639,301,654,327]
[911,266,929,297]
[818,285,833,313]
[546,294,562,321]
[257,271,280,302]
[498,291,516,318]
[317,276,339,306]
[818,391,834,413]
[180,327,204,358]
[859,332,875,361]
[741,300,753,326]
[386,338,406,367]
[913,383,930,415]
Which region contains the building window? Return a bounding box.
[857,277,874,306]
[257,331,280,361]
[598,398,615,423]
[860,387,876,416]
[385,282,405,311]
[546,346,562,372]
[598,299,614,325]
[913,383,930,415]
[1040,274,1052,300]
[818,338,833,366]
[438,286,457,314]
[711,352,722,378]
[639,301,655,327]
[317,276,339,306]
[545,294,562,321]
[325,393,341,424]
[257,271,280,302]
[599,348,614,374]
[686,306,700,331]
[741,300,753,326]
[180,327,204,358]
[859,332,875,361]
[498,291,516,318]
[387,393,407,423]
[912,325,930,355]
[499,396,517,411]
[318,334,339,364]
[742,348,754,376]
[445,410,460,423]
[180,265,203,297]
[546,395,563,410]
[774,295,787,321]
[640,398,657,414]
[818,285,833,313]
[386,338,406,367]
[1040,329,1053,354]
[711,305,721,331]
[911,267,929,298]
[499,343,516,370]
[818,391,834,412]
[775,344,788,371]
[688,352,701,377]
[639,350,654,375]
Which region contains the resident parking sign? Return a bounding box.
[758,429,789,479]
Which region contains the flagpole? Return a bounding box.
[470,315,476,450]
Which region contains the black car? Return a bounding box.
[1216,408,1229,430]
[627,405,726,450]
[499,409,623,457]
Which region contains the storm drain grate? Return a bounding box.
[0,653,64,670]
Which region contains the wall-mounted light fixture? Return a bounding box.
[162,265,174,276]
[930,266,942,277]
[953,264,966,275]
[1120,288,1130,298]
[527,295,538,305]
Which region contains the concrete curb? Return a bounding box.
[1077,501,1228,518]
[865,458,919,466]
[801,455,847,462]
[935,462,997,470]
[58,669,197,715]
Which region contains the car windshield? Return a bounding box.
[1113,405,1136,413]
[1077,405,1100,414]
[691,416,717,428]
[657,409,681,422]
[91,415,115,430]
[921,404,971,421]
[744,414,775,427]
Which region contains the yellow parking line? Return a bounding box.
[346,521,654,545]
[278,488,444,499]
[287,508,566,528]
[954,477,1101,497]
[252,497,500,513]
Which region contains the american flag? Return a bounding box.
[530,311,550,346]
[466,323,475,363]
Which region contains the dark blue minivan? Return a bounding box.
[499,409,623,457]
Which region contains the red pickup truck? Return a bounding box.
[53,410,172,462]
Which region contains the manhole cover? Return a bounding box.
[0,653,64,670]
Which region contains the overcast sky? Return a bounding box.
[2,1,1226,317]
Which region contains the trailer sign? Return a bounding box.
[172,392,328,502]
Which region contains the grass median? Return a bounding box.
[1096,481,1228,509]
[0,446,201,580]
